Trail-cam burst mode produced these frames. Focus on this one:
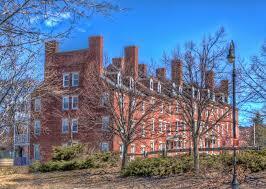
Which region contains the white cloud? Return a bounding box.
[44,12,71,27]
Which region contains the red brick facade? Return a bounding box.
[30,36,239,162]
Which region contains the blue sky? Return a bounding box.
[49,0,266,125]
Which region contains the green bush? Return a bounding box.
[52,144,84,161]
[122,150,266,177]
[122,156,193,177]
[29,151,119,173]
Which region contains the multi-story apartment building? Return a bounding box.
[30,36,239,162]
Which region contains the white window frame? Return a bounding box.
[117,72,122,86]
[160,103,164,113]
[140,145,146,154]
[72,95,79,110]
[62,118,69,133]
[34,120,41,135]
[159,120,163,133]
[34,97,41,112]
[33,144,40,161]
[62,96,69,110]
[157,82,161,93]
[141,122,146,137]
[63,73,70,87]
[151,118,155,132]
[72,72,79,87]
[150,78,153,90]
[129,77,134,90]
[150,140,155,152]
[141,101,145,114]
[71,119,78,133]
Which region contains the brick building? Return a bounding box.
[30,36,239,162]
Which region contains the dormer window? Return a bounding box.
[150,78,153,90]
[117,72,122,86]
[129,77,134,90]
[157,82,161,93]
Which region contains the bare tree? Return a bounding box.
[161,28,237,173]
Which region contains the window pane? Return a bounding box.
[63,73,70,87]
[34,98,41,112]
[34,120,40,135]
[72,96,78,109]
[62,119,69,133]
[72,73,79,86]
[34,145,40,160]
[63,96,69,110]
[72,119,78,133]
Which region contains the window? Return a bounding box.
[157,82,161,93]
[150,78,153,90]
[131,98,136,110]
[34,144,40,160]
[141,102,145,114]
[140,145,146,154]
[141,123,145,137]
[101,142,109,152]
[102,116,110,130]
[159,142,165,151]
[159,120,163,133]
[34,98,41,112]
[150,141,155,152]
[101,92,109,106]
[117,72,122,86]
[150,97,155,105]
[63,73,70,87]
[151,118,155,132]
[119,95,124,108]
[160,103,164,113]
[172,83,177,96]
[62,118,69,133]
[130,144,135,160]
[71,119,78,133]
[72,96,78,110]
[178,86,183,94]
[212,93,215,101]
[34,120,41,135]
[62,96,69,110]
[129,77,134,89]
[192,87,195,98]
[72,72,79,87]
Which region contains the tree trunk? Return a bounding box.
[121,143,128,169]
[193,136,200,174]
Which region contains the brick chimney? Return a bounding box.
[125,46,138,79]
[220,80,229,96]
[171,59,183,86]
[138,64,147,78]
[156,68,166,81]
[44,40,59,80]
[206,70,215,90]
[89,36,103,74]
[112,58,124,73]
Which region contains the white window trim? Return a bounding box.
[160,103,164,113]
[62,96,69,110]
[159,120,163,133]
[72,72,79,87]
[72,95,79,110]
[117,72,122,86]
[129,77,134,90]
[150,78,153,90]
[62,118,69,133]
[34,120,41,135]
[157,82,161,93]
[63,73,70,87]
[150,140,155,152]
[34,144,40,160]
[71,119,78,133]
